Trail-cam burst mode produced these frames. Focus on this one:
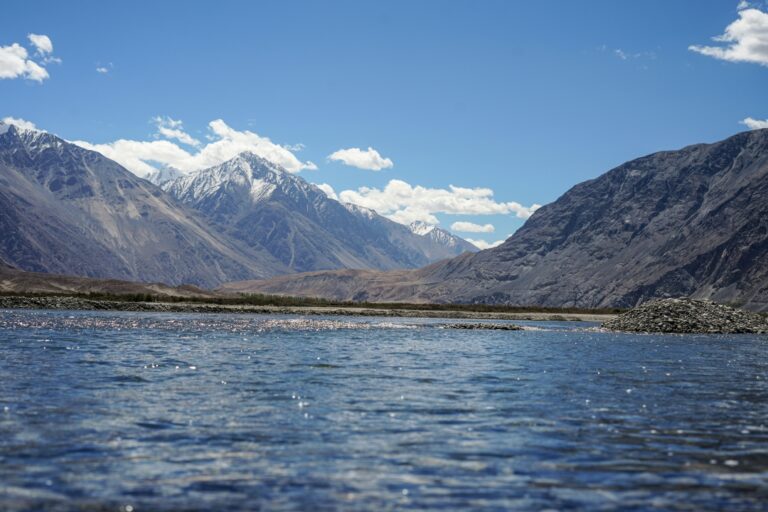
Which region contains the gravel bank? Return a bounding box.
[602,298,768,334]
[0,295,611,322]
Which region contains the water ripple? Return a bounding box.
[0,309,767,510]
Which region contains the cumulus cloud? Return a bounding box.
[152,116,200,147]
[328,147,393,171]
[0,42,49,82]
[314,183,338,200]
[96,66,109,74]
[689,7,768,66]
[450,221,495,233]
[387,208,440,226]
[465,238,506,250]
[338,179,540,226]
[27,34,53,55]
[742,116,768,129]
[72,118,317,177]
[1,116,38,130]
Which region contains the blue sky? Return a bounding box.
[2,1,767,247]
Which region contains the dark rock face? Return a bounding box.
[0,124,287,287]
[223,129,768,311]
[163,153,476,273]
[415,129,768,310]
[602,298,768,334]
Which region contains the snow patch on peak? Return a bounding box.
[0,121,61,152]
[250,178,275,202]
[163,152,291,205]
[343,202,378,219]
[238,151,288,175]
[409,221,437,236]
[408,221,478,253]
[145,166,185,186]
[1,118,42,134]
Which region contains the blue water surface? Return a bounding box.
[0,309,767,511]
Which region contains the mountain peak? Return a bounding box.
[409,221,436,236]
[0,121,57,148]
[0,120,44,137]
[145,166,185,186]
[343,202,378,219]
[0,127,285,287]
[234,151,288,175]
[162,151,302,207]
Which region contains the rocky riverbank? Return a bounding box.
[0,295,611,322]
[602,298,768,334]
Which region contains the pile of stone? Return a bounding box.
[602,298,768,334]
[441,322,523,331]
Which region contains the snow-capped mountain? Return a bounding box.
[0,123,287,286]
[163,152,476,272]
[409,221,479,255]
[144,165,185,186]
[222,129,768,311]
[409,221,436,236]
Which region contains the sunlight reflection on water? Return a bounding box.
[0,309,767,510]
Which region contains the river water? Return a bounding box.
[1,309,766,510]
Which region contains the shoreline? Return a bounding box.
[0,295,615,322]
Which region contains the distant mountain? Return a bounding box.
[409,221,479,257]
[145,165,185,186]
[163,152,476,273]
[0,123,287,287]
[221,129,768,312]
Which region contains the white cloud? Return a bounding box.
[387,208,440,226]
[328,147,393,171]
[465,238,506,250]
[72,118,317,177]
[338,179,540,226]
[314,183,338,200]
[1,116,38,131]
[689,8,768,66]
[738,1,751,10]
[0,42,50,82]
[96,62,113,74]
[742,116,768,129]
[152,116,200,147]
[27,34,53,55]
[450,221,495,233]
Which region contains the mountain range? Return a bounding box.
[221,129,768,311]
[161,152,476,273]
[0,123,286,287]
[0,122,476,287]
[4,120,767,311]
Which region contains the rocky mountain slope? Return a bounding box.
[0,259,218,298]
[163,152,476,273]
[0,123,287,287]
[221,129,768,311]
